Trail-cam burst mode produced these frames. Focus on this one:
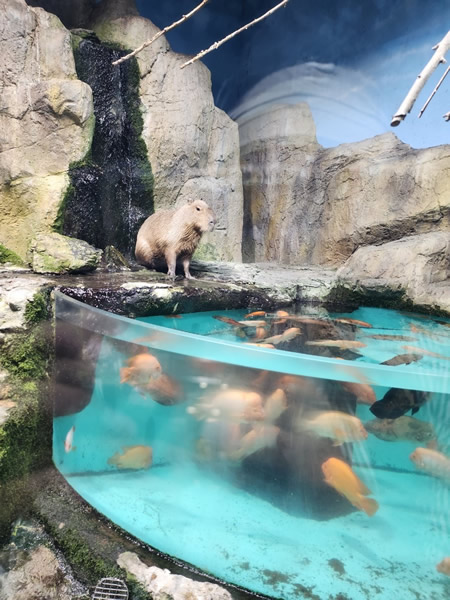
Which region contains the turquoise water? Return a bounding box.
[53,297,450,599]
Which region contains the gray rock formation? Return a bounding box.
[0,0,94,262]
[337,232,450,312]
[30,233,102,273]
[92,10,243,262]
[240,103,450,268]
[117,551,233,600]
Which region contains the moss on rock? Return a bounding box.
[0,244,25,266]
[24,289,53,325]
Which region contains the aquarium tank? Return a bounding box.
[0,1,449,600]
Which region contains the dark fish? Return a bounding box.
[164,314,182,319]
[369,388,430,419]
[213,315,242,326]
[367,334,417,341]
[381,353,423,366]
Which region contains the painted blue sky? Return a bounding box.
[138,0,450,149]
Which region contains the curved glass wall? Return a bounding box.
[53,291,449,600]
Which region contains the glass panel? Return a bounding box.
[53,292,450,600]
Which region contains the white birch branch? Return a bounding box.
[180,0,290,69]
[443,111,450,121]
[112,0,210,67]
[418,64,450,118]
[391,30,450,126]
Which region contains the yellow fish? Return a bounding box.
[322,457,379,516]
[107,445,153,470]
[264,327,301,345]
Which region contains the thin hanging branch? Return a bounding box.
[418,64,450,118]
[112,0,210,67]
[180,0,290,69]
[391,30,450,126]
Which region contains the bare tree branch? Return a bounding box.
[443,111,450,121]
[418,64,450,118]
[112,0,210,67]
[391,30,450,127]
[180,0,290,69]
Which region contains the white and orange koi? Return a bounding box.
[64,426,76,453]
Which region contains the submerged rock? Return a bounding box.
[117,551,233,600]
[30,233,102,274]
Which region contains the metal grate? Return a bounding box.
[92,577,129,600]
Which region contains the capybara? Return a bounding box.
[135,199,216,278]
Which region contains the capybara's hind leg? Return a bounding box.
[182,257,194,279]
[165,249,177,279]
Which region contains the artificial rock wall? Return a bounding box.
[0,0,94,261]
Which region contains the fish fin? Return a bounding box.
[107,454,118,466]
[120,368,130,383]
[71,446,77,452]
[356,480,372,496]
[333,428,346,444]
[358,496,379,517]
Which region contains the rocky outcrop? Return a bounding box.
[0,0,94,262]
[92,10,243,262]
[337,232,450,312]
[240,103,450,268]
[30,233,102,273]
[117,551,233,600]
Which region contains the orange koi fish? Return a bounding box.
[120,352,162,386]
[213,315,242,326]
[322,457,379,516]
[244,310,266,318]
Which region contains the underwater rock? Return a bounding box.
[117,551,233,600]
[0,0,94,262]
[240,103,450,268]
[30,233,102,274]
[91,10,243,263]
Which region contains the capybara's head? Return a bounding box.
[184,199,216,232]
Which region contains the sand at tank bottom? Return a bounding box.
[65,463,449,600]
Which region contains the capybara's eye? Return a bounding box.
[196,206,201,211]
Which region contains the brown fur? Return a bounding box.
[135,199,216,278]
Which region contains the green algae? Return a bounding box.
[0,244,25,266]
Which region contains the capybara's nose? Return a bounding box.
[209,218,216,229]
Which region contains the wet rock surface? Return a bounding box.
[0,519,88,600]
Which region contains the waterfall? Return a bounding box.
[60,32,153,258]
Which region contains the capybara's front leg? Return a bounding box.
[165,249,177,279]
[182,257,194,279]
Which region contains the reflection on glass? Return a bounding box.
[53,292,449,600]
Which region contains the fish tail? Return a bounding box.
[120,368,130,383]
[358,496,379,517]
